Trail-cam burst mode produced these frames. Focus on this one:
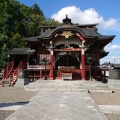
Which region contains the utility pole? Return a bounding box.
[113,55,115,64]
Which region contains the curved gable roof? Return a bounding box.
[33,25,102,40]
[24,16,115,42]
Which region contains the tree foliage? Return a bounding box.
[0,44,8,68]
[0,0,60,68]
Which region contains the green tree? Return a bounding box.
[0,44,8,68]
[11,33,25,48]
[45,18,60,26]
[0,0,60,68]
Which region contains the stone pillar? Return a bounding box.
[49,49,54,80]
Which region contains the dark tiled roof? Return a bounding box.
[100,52,109,59]
[98,35,116,40]
[81,29,101,37]
[24,37,39,41]
[36,31,52,39]
[28,27,102,41]
[24,17,115,41]
[6,48,35,55]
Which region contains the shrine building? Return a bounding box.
[2,16,115,85]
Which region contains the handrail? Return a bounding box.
[12,61,23,84]
[2,61,14,82]
[85,65,110,70]
[28,65,50,69]
[85,65,91,70]
[23,61,28,69]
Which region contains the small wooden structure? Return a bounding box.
[58,66,75,80]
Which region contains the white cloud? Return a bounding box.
[105,44,120,51]
[51,6,117,30]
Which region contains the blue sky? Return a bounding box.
[19,0,120,64]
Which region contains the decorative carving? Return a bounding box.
[60,31,74,38]
[76,33,80,36]
[54,36,81,46]
[54,33,58,37]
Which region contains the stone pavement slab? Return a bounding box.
[24,80,112,92]
[99,105,120,114]
[6,92,107,120]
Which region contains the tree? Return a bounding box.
[0,0,60,68]
[0,44,8,68]
[45,18,60,26]
[11,33,25,48]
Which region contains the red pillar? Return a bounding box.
[37,49,40,65]
[81,48,85,80]
[78,35,85,80]
[49,50,54,80]
[98,52,100,66]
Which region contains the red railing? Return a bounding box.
[12,61,23,85]
[23,61,28,69]
[2,61,14,83]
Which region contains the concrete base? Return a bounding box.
[24,80,112,93]
[15,78,29,87]
[99,105,120,114]
[107,79,120,89]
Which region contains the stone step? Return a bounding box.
[25,85,113,93]
[25,85,88,89]
[25,85,92,90]
[92,86,109,90]
[1,79,14,87]
[88,89,114,93]
[25,86,88,92]
[26,84,108,89]
[24,80,113,93]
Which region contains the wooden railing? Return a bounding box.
[28,65,50,69]
[85,65,110,70]
[23,61,28,69]
[2,61,14,83]
[12,61,23,85]
[85,65,91,70]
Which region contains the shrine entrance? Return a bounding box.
[54,51,80,69]
[53,43,82,80]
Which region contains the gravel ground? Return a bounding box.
[0,86,38,120]
[105,113,120,120]
[90,90,120,105]
[0,110,14,120]
[90,90,120,120]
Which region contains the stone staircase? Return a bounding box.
[1,79,12,87]
[24,80,114,93]
[2,69,16,87]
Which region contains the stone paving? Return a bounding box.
[4,79,119,120]
[24,80,113,93]
[6,92,107,120]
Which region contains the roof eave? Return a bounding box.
[37,27,102,40]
